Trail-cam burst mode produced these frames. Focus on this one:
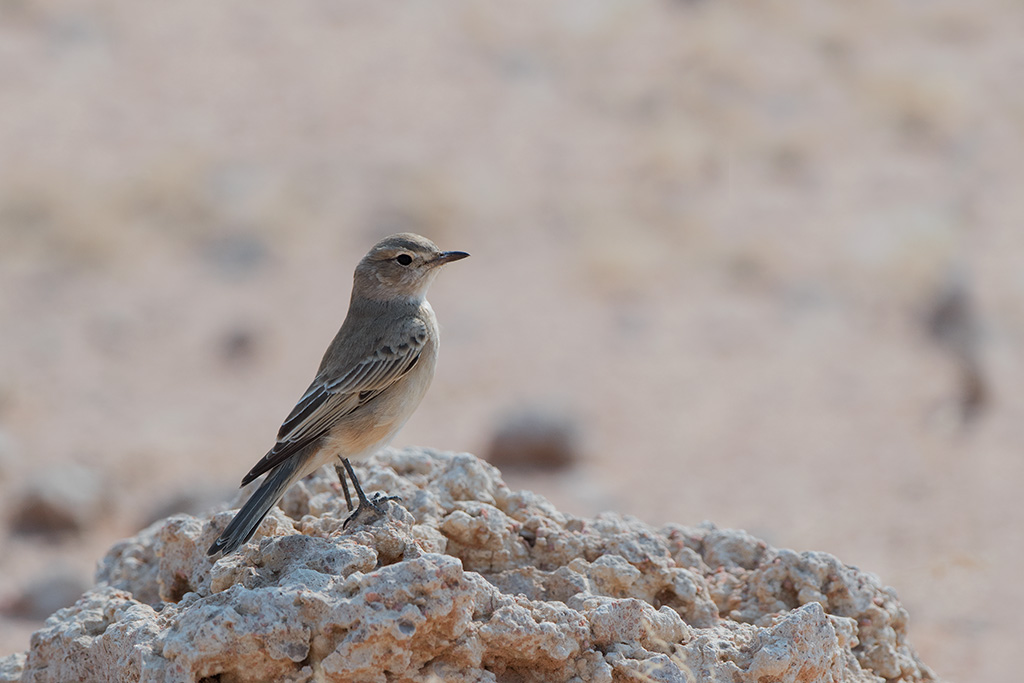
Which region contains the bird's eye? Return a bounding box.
[395,254,413,266]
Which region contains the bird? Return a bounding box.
[207,233,469,556]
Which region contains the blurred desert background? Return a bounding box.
[2,1,1023,679]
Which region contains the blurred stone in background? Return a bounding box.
[218,324,261,367]
[9,465,106,537]
[1,567,88,622]
[924,271,987,424]
[485,406,581,471]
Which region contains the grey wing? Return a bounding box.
[239,319,429,486]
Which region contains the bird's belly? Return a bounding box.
[321,347,437,461]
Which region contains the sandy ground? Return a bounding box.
[2,1,1023,680]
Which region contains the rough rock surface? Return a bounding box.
[1,448,939,683]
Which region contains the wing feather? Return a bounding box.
[240,318,429,486]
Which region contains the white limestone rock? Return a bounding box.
[4,448,939,682]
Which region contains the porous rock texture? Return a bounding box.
[3,448,939,682]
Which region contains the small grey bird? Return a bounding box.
[208,233,468,556]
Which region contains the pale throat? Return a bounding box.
[371,272,438,304]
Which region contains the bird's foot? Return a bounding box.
[342,492,402,529]
[337,456,403,529]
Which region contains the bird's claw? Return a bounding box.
[342,492,402,529]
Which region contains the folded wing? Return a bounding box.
[240,319,429,486]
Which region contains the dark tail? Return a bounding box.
[207,455,305,556]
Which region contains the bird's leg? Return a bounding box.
[340,458,400,529]
[334,462,354,511]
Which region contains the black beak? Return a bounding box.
[432,250,470,266]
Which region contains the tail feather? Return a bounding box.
[207,455,306,556]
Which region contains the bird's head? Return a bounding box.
[354,233,469,303]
